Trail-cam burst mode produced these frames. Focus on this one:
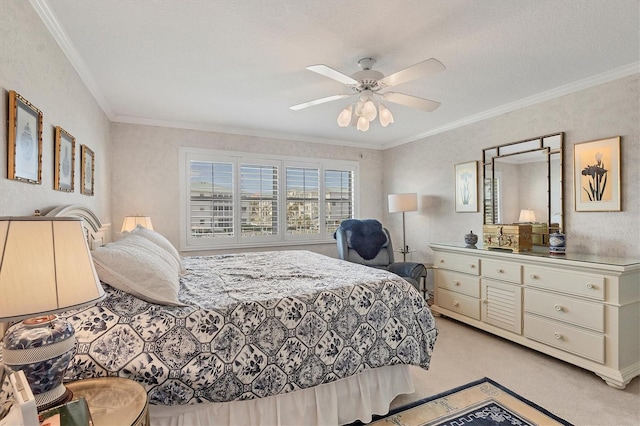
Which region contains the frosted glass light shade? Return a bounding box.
[337,105,352,127]
[0,217,105,322]
[518,209,536,222]
[379,104,394,127]
[121,215,154,232]
[356,116,370,131]
[362,100,377,121]
[388,193,418,213]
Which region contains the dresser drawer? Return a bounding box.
[436,269,480,298]
[435,252,479,275]
[482,259,521,283]
[438,288,480,320]
[524,289,604,332]
[524,266,604,300]
[524,314,604,363]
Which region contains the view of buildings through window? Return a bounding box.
[187,154,355,244]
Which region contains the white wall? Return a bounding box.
[110,123,384,257]
[0,1,111,221]
[384,74,639,262]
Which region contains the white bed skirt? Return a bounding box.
[149,364,414,426]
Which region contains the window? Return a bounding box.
[180,148,358,250]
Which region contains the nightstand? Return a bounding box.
[65,377,149,426]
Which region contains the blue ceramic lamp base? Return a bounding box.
[2,315,76,411]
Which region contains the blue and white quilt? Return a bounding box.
[52,251,438,405]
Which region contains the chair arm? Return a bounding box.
[387,262,426,283]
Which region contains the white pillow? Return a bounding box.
[127,225,186,275]
[91,235,184,306]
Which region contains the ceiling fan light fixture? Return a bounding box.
[356,116,369,132]
[362,99,377,121]
[337,105,352,127]
[379,104,394,127]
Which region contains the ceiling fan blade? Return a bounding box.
[306,65,358,85]
[380,58,445,87]
[289,94,349,111]
[383,92,441,112]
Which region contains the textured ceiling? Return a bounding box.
[36,0,639,149]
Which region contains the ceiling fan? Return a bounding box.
[290,57,445,131]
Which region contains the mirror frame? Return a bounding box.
[482,132,564,233]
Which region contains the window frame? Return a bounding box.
[179,147,358,251]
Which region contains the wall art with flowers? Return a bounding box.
[574,136,620,212]
[455,160,478,212]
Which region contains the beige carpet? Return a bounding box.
[390,317,639,426]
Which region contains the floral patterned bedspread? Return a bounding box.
[53,251,437,405]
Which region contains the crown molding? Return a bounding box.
[29,0,115,119]
[382,62,640,150]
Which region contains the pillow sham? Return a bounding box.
[91,235,184,306]
[127,225,186,275]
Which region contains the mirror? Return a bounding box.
[483,133,563,245]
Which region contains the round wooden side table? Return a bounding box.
[65,377,149,426]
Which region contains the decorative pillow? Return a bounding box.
[126,225,186,275]
[91,235,184,306]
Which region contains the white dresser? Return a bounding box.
[429,242,640,389]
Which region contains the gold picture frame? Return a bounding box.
[455,160,478,212]
[81,145,95,196]
[574,136,621,212]
[7,90,43,184]
[54,126,76,192]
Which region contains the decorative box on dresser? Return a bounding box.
[429,242,640,389]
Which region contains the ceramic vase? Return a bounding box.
[464,231,478,248]
[549,231,566,255]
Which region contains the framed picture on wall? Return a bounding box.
[7,90,43,184]
[455,161,478,212]
[81,145,95,196]
[574,136,620,212]
[54,126,76,192]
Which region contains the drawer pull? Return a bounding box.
[554,332,562,340]
[529,274,538,279]
[554,304,563,312]
[482,299,488,304]
[470,264,476,268]
[586,283,594,289]
[454,281,461,286]
[453,301,459,307]
[497,269,504,273]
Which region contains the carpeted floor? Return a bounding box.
[370,377,571,425]
[387,317,640,426]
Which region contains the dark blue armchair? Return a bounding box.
[335,219,426,290]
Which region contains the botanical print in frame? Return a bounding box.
[7,91,43,184]
[54,126,76,192]
[574,136,620,212]
[455,161,478,212]
[81,145,95,196]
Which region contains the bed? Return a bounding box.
[1,205,438,425]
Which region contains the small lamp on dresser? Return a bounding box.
[121,215,154,232]
[0,217,105,411]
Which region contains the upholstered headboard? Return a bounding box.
[44,204,110,249]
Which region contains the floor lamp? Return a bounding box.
[388,193,418,262]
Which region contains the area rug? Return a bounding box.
[366,377,572,426]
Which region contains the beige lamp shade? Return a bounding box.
[388,193,418,213]
[518,209,537,222]
[0,217,105,322]
[121,215,154,232]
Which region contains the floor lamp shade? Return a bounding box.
[0,217,105,410]
[388,193,418,262]
[388,193,418,213]
[121,215,154,232]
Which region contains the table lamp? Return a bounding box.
[388,193,418,262]
[0,217,105,411]
[518,209,536,223]
[121,215,153,232]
